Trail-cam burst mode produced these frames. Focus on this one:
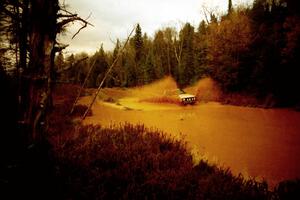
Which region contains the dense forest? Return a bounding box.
[1,0,299,156]
[54,0,300,107]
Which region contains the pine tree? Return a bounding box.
[178,23,195,87]
[89,44,108,87]
[194,20,209,79]
[134,23,143,63]
[210,14,218,24]
[133,23,144,84]
[153,30,167,79]
[111,39,123,86]
[228,0,233,14]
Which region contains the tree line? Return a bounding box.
[1,0,300,142]
[56,0,300,106]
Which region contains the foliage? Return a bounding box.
[207,9,252,92]
[177,23,195,88]
[55,0,299,107]
[51,122,271,200]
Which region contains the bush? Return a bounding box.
[275,179,300,200]
[51,123,270,200]
[48,84,91,138]
[48,84,294,200]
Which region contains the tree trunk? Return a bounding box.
[19,0,29,70]
[23,0,59,143]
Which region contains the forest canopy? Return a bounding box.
[1,0,300,142]
[54,0,300,106]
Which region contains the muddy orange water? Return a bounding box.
[79,78,300,188]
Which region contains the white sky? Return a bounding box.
[59,0,253,55]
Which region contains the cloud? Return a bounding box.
[60,0,253,54]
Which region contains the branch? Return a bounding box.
[70,12,92,39]
[71,22,87,39]
[59,7,74,16]
[53,43,69,53]
[202,6,210,24]
[57,13,77,18]
[85,12,92,21]
[173,35,183,64]
[57,14,94,38]
[109,37,118,46]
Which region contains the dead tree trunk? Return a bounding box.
[23,0,59,142]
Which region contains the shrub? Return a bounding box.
[52,123,193,199]
[275,179,300,200]
[51,123,270,200]
[48,84,293,200]
[48,84,91,138]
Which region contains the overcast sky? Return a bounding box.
[59,0,253,55]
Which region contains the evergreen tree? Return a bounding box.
[153,30,167,79]
[110,39,122,86]
[210,13,218,24]
[88,45,108,87]
[194,20,209,79]
[134,24,143,63]
[133,23,144,84]
[178,23,195,87]
[141,33,155,83]
[228,0,233,14]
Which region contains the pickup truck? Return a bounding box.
[164,89,196,105]
[178,93,196,105]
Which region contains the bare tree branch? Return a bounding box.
[202,5,210,24]
[85,12,92,21]
[57,13,77,18]
[109,37,118,46]
[57,1,94,39]
[57,11,94,39]
[71,22,87,39]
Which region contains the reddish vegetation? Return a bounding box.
[46,83,300,199]
[48,84,91,138]
[50,122,269,200]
